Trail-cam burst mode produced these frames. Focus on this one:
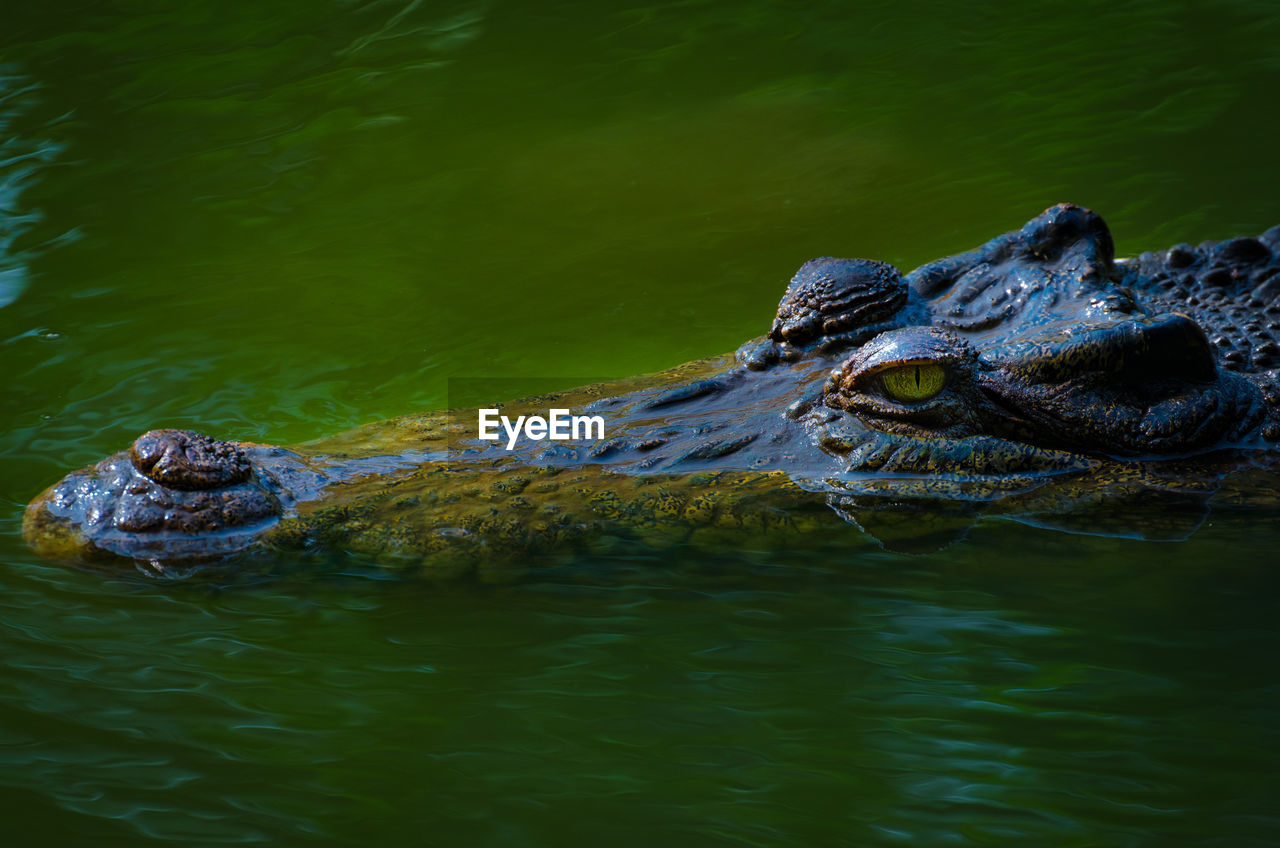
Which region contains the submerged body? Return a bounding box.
[24,205,1280,570]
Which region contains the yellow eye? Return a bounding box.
[879,363,946,402]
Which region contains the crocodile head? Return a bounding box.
[753,204,1279,482]
[736,203,1280,545]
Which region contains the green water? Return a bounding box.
[2,1,1279,844]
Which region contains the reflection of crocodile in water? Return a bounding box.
[24,204,1280,571]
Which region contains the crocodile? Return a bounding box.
[23,204,1280,572]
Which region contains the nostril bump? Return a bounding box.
[130,429,252,491]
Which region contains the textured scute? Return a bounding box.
[770,257,906,344]
[904,203,1122,334]
[1261,224,1280,253]
[907,203,1116,296]
[1022,203,1115,262]
[1119,225,1280,372]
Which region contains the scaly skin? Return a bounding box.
[23,204,1280,570]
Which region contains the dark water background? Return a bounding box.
[2,1,1278,844]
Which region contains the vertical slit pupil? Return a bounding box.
[914,365,920,388]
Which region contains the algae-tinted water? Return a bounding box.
[2,1,1278,844]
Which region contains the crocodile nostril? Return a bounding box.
[129,429,252,491]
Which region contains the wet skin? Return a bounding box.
[24,204,1280,570]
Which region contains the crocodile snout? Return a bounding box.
[22,429,303,565]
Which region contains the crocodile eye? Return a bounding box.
[879,363,946,403]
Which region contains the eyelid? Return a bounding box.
[859,357,940,377]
